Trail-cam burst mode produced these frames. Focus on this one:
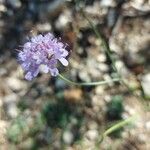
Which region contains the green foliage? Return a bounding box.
[18,98,30,111]
[41,100,84,145]
[42,101,70,128]
[29,113,45,136]
[106,95,124,120]
[7,116,28,143]
[42,100,83,128]
[7,113,46,144]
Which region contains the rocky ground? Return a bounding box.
[0,0,150,150]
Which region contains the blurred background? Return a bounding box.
[0,0,149,149]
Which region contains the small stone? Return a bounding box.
[64,88,83,103]
[92,96,105,108]
[4,94,19,118]
[70,117,78,126]
[115,60,129,77]
[36,23,51,32]
[4,94,18,103]
[138,134,147,143]
[93,106,100,113]
[87,121,98,130]
[6,77,26,91]
[104,95,111,103]
[55,10,71,29]
[145,121,150,130]
[62,130,74,145]
[7,0,21,8]
[95,86,104,95]
[122,131,128,139]
[37,127,52,145]
[0,120,8,144]
[18,138,34,149]
[0,68,7,76]
[86,129,98,141]
[97,54,106,62]
[78,70,91,82]
[124,105,136,115]
[0,97,3,107]
[107,8,117,27]
[141,73,150,98]
[7,103,18,118]
[98,63,109,72]
[100,0,115,7]
[55,79,68,91]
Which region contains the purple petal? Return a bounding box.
[25,72,33,80]
[44,33,54,40]
[50,68,59,76]
[31,34,43,43]
[61,49,68,57]
[40,64,49,73]
[24,42,31,49]
[33,68,39,77]
[18,52,25,61]
[21,62,30,70]
[48,58,57,68]
[57,42,64,48]
[59,58,68,66]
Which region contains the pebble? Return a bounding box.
[18,138,34,149]
[0,68,7,76]
[107,8,117,27]
[0,120,8,144]
[55,78,68,91]
[7,0,21,8]
[78,70,91,82]
[95,86,104,95]
[6,103,18,118]
[62,130,74,145]
[36,22,52,32]
[6,77,26,91]
[97,63,109,72]
[55,10,71,29]
[86,129,98,141]
[138,134,147,143]
[0,97,3,107]
[37,127,52,145]
[145,121,150,130]
[124,105,136,115]
[115,60,129,77]
[97,54,106,63]
[141,73,150,98]
[4,94,19,118]
[100,0,115,7]
[87,121,98,130]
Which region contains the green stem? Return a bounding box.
[81,10,118,73]
[58,74,120,86]
[98,115,137,144]
[80,8,146,104]
[103,116,136,136]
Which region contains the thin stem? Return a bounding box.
[58,74,120,86]
[103,116,137,136]
[81,9,118,73]
[80,8,146,104]
[98,115,137,144]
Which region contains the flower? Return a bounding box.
[18,33,69,80]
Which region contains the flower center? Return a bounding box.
[47,53,54,60]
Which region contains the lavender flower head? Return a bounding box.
[18,33,69,80]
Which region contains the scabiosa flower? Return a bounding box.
[18,33,69,80]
